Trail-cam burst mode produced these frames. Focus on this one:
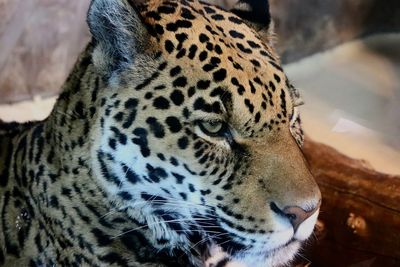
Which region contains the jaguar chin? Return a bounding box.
[203,207,320,267]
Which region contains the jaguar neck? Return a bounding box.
[37,42,112,214]
[0,44,110,230]
[48,43,100,153]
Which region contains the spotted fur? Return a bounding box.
[0,0,320,266]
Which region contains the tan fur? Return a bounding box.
[0,1,320,266]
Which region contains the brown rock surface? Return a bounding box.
[300,138,400,267]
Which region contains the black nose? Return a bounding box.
[270,202,319,231]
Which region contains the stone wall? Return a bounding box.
[0,0,90,104]
[0,0,399,103]
[271,0,400,63]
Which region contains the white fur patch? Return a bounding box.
[294,209,319,241]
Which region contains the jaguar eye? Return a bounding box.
[198,120,228,137]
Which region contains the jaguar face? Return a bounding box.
[87,0,321,266]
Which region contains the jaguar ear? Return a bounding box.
[231,0,274,44]
[87,0,149,74]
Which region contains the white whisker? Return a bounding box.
[112,217,215,239]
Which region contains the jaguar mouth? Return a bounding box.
[184,215,305,267]
[189,218,297,263]
[201,240,301,267]
[139,202,303,266]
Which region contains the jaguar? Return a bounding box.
[0,0,321,266]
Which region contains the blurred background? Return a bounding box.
[0,0,399,266]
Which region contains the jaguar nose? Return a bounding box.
[270,202,320,231]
